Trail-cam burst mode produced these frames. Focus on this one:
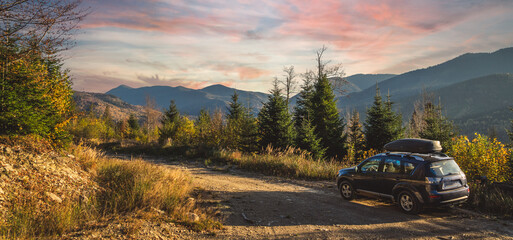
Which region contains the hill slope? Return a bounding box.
[394,74,513,142]
[106,84,268,116]
[338,47,513,109]
[73,91,151,121]
[344,74,396,92]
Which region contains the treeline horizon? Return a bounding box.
[68,46,513,163]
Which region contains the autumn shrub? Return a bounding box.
[343,148,380,165]
[448,134,512,182]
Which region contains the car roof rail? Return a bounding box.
[429,152,448,157]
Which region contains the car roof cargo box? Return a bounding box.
[384,138,442,154]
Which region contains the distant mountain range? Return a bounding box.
[343,74,396,93]
[338,47,513,110]
[74,46,513,142]
[105,84,269,116]
[393,74,513,141]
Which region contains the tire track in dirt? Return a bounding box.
[144,157,513,239]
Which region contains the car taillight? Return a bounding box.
[425,177,441,183]
[429,195,441,199]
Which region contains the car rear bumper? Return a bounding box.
[426,186,470,205]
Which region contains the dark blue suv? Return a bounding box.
[336,139,470,214]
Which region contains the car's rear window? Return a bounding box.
[429,160,461,177]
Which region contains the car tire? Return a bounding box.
[397,191,423,214]
[339,180,355,200]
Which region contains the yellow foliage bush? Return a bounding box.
[447,134,512,182]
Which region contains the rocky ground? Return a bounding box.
[0,138,98,228]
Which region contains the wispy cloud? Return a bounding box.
[68,0,513,93]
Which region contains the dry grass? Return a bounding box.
[3,195,96,237]
[0,139,221,239]
[96,158,221,231]
[217,146,349,180]
[467,182,513,217]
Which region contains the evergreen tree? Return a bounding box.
[293,77,315,130]
[364,85,404,150]
[408,109,422,138]
[161,100,180,125]
[347,109,366,162]
[226,92,258,152]
[101,105,115,140]
[310,75,347,158]
[418,102,456,151]
[195,108,212,146]
[127,113,140,139]
[239,112,259,152]
[0,43,73,144]
[128,114,140,131]
[102,106,113,125]
[296,117,325,159]
[227,91,244,120]
[158,100,181,144]
[257,81,294,150]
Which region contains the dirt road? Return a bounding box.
[153,158,513,239]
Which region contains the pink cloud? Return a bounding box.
[213,64,270,80]
[82,1,254,40]
[136,74,209,89]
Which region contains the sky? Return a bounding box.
[66,0,513,93]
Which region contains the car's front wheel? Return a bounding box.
[339,180,355,200]
[397,191,422,214]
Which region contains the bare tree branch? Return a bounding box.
[281,65,297,105]
[1,0,90,55]
[302,45,349,95]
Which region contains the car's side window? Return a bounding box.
[382,158,401,173]
[360,158,381,173]
[404,162,417,175]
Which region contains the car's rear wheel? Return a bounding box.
[397,191,422,214]
[339,180,355,200]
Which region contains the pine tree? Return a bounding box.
[0,43,73,144]
[239,112,259,152]
[161,100,180,125]
[293,77,315,130]
[418,102,456,151]
[310,75,347,158]
[195,108,211,146]
[364,85,404,150]
[257,81,294,150]
[159,100,181,144]
[101,105,115,140]
[347,109,366,162]
[127,113,140,139]
[227,91,244,120]
[226,92,258,152]
[385,91,404,140]
[296,117,325,159]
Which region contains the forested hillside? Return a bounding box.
[106,84,268,115]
